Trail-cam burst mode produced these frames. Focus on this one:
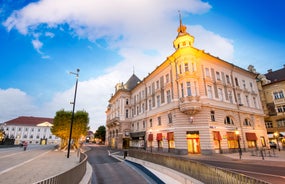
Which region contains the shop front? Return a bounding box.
[186,131,200,154]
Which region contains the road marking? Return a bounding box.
[228,168,285,180]
[0,150,51,175]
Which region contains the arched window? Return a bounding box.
[243,118,251,126]
[224,116,234,125]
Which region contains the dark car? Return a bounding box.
[269,142,277,149]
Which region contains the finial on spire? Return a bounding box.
[177,10,187,33]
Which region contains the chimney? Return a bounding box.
[267,69,272,73]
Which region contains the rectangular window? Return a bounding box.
[158,116,161,126]
[187,82,192,96]
[207,85,213,99]
[179,65,182,74]
[235,77,239,86]
[216,72,220,80]
[180,83,184,97]
[166,74,170,83]
[237,93,242,104]
[168,113,172,123]
[228,91,233,103]
[245,95,250,106]
[205,68,210,77]
[253,97,257,108]
[226,75,230,84]
[218,88,223,101]
[211,111,215,121]
[156,80,159,89]
[184,63,189,72]
[242,80,246,89]
[157,95,160,107]
[149,99,152,110]
[274,91,284,99]
[149,119,153,127]
[143,121,146,129]
[167,90,171,103]
[126,109,129,118]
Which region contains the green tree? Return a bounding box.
[51,109,89,149]
[94,125,106,142]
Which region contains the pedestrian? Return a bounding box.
[23,141,28,151]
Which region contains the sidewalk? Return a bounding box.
[0,150,80,184]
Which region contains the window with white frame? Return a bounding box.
[243,118,251,126]
[237,93,242,104]
[180,83,184,98]
[205,68,210,77]
[224,116,234,125]
[218,88,223,101]
[216,72,221,80]
[226,75,230,84]
[168,113,172,123]
[245,95,250,106]
[273,91,284,99]
[166,73,170,83]
[166,90,171,103]
[158,116,161,126]
[184,63,189,72]
[207,85,213,98]
[156,95,160,107]
[186,82,192,96]
[228,91,233,103]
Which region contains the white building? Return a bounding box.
[1,116,60,145]
[106,19,269,155]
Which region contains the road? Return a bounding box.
[86,145,150,184]
[192,158,285,184]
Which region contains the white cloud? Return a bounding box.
[190,25,234,61]
[1,0,237,131]
[31,38,43,53]
[0,88,38,122]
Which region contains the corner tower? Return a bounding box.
[173,12,195,50]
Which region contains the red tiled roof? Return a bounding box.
[3,116,53,126]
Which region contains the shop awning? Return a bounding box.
[130,131,145,138]
[213,131,222,140]
[148,134,153,141]
[246,132,257,141]
[167,132,174,141]
[157,133,162,141]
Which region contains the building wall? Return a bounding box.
[106,23,268,154]
[3,125,60,145]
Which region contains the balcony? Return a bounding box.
[106,117,120,127]
[179,96,201,115]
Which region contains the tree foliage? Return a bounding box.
[94,125,106,142]
[51,109,89,149]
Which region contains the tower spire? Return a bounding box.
[177,10,187,33]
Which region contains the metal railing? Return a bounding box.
[35,152,87,184]
[129,149,269,184]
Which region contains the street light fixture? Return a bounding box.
[67,68,80,158]
[235,129,242,159]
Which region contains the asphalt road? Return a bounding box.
[86,145,149,184]
[194,159,285,184]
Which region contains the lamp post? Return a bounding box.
[67,68,80,158]
[274,131,280,151]
[235,129,242,159]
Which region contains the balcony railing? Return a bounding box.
[179,96,201,115]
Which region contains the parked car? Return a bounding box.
[269,141,277,149]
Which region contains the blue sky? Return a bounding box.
[0,0,284,131]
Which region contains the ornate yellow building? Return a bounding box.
[257,66,285,149]
[106,20,268,154]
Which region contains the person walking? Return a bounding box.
[23,141,28,151]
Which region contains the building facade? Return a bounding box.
[106,20,268,155]
[257,66,285,149]
[1,116,60,145]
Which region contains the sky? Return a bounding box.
[0,0,285,132]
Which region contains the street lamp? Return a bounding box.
[235,129,242,159]
[67,68,80,158]
[274,131,280,151]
